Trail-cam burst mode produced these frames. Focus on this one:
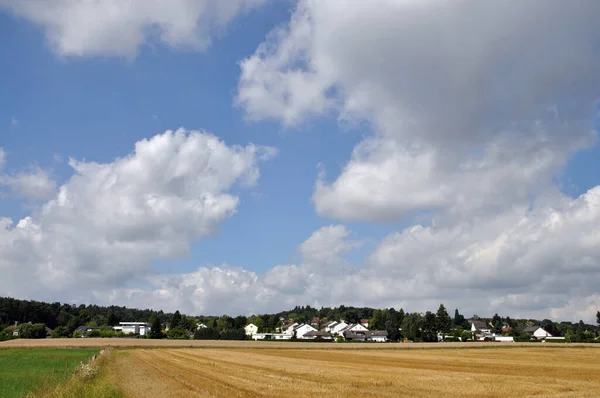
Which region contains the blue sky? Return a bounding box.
[1,0,600,321]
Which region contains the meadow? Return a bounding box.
[0,348,99,397]
[2,340,600,397]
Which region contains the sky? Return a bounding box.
[1,0,600,322]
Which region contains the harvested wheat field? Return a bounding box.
[108,347,600,397]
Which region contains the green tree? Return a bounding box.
[401,313,422,341]
[421,311,438,342]
[171,311,182,329]
[597,311,600,326]
[369,310,386,330]
[491,313,502,333]
[149,316,163,339]
[436,304,451,335]
[167,327,189,340]
[18,323,47,339]
[195,327,220,340]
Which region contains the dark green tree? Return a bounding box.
[149,316,163,339]
[421,311,438,342]
[491,313,502,333]
[453,309,466,328]
[171,311,182,329]
[597,311,600,326]
[436,304,451,335]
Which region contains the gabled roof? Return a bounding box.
[369,330,388,337]
[520,325,539,333]
[469,320,489,330]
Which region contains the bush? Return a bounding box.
[87,330,101,338]
[194,327,220,340]
[100,329,116,338]
[52,326,71,338]
[167,327,189,340]
[18,323,48,339]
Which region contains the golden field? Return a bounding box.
[109,346,600,397]
[3,340,600,397]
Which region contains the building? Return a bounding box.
[244,323,259,336]
[494,336,515,342]
[310,317,320,328]
[533,327,552,339]
[293,324,318,339]
[343,330,388,342]
[360,319,370,328]
[75,326,100,337]
[113,322,151,336]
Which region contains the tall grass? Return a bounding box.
[38,348,123,398]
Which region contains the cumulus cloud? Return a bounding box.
[0,148,5,170]
[238,0,600,221]
[0,129,275,302]
[0,0,266,57]
[0,165,57,200]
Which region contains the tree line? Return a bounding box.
[1,296,598,342]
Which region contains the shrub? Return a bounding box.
[18,323,48,339]
[87,330,101,338]
[167,327,189,340]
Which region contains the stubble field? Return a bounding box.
[2,340,600,397]
[109,346,600,397]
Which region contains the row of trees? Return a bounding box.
[2,296,600,342]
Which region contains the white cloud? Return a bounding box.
[0,0,266,57]
[0,128,275,302]
[238,0,600,222]
[10,117,18,127]
[99,189,600,323]
[0,148,5,170]
[0,165,57,200]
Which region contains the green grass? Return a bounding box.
[0,348,99,397]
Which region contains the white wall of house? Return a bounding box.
[283,323,300,335]
[370,335,387,342]
[494,336,514,342]
[252,333,292,340]
[533,328,552,339]
[349,324,368,332]
[295,324,318,339]
[244,323,259,336]
[114,322,150,336]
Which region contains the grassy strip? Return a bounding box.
[38,348,123,398]
[0,348,100,398]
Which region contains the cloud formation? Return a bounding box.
[239,0,600,222]
[0,129,275,303]
[0,0,266,57]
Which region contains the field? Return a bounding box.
[0,348,100,397]
[2,340,600,397]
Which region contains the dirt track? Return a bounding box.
[1,338,595,349]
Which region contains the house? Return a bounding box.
[533,327,552,339]
[113,322,151,336]
[494,336,515,342]
[369,330,388,342]
[75,326,100,337]
[337,323,369,335]
[310,317,320,328]
[360,319,370,328]
[501,322,512,333]
[293,324,318,339]
[244,323,259,336]
[302,331,333,340]
[324,321,338,332]
[330,322,349,335]
[469,320,491,334]
[343,330,388,342]
[282,322,300,335]
[197,323,208,330]
[519,325,539,336]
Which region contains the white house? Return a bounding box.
[113,322,150,336]
[294,324,318,339]
[330,322,349,335]
[283,322,300,335]
[244,323,259,336]
[533,327,552,339]
[469,320,491,334]
[197,323,208,330]
[324,321,338,332]
[494,336,514,342]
